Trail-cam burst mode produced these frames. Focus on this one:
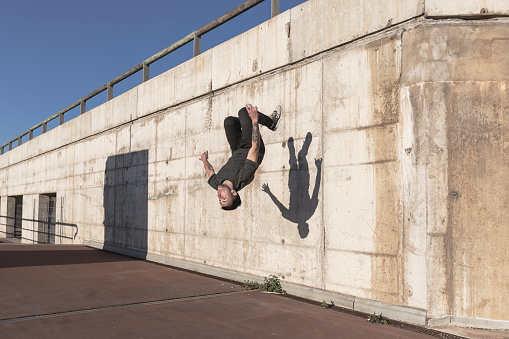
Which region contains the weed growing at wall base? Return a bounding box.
[366,312,389,325]
[244,280,260,290]
[244,275,286,294]
[321,300,335,309]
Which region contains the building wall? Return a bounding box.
[1,0,508,324]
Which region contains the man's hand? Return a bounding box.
[246,104,259,122]
[200,151,209,162]
[199,150,215,178]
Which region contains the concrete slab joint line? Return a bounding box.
[0,290,249,325]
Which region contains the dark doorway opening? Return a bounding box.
[39,193,57,244]
[7,196,23,239]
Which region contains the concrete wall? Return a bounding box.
[402,21,509,322]
[1,0,508,327]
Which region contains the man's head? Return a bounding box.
[217,184,242,210]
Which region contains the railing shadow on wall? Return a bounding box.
[262,132,322,239]
[0,216,78,244]
[103,150,149,259]
[0,0,284,155]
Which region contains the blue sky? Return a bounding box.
[0,0,307,148]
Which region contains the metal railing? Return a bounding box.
[0,216,78,244]
[0,0,282,155]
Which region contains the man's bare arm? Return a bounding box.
[246,105,260,163]
[199,151,215,178]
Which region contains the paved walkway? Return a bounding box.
[0,242,472,338]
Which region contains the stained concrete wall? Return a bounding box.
[1,0,508,327]
[402,21,509,322]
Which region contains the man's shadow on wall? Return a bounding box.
[262,132,322,239]
[103,150,148,259]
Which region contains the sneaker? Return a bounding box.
[269,105,282,131]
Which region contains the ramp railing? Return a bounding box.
[0,215,78,244]
[0,0,283,155]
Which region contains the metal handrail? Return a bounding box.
[0,215,78,244]
[0,0,281,154]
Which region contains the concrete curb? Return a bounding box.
[83,241,427,326]
[428,316,509,331]
[354,297,426,326]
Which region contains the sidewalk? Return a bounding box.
[0,243,477,338]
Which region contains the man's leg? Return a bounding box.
[238,107,266,158]
[238,107,272,146]
[224,106,272,151]
[224,116,242,152]
[239,107,273,128]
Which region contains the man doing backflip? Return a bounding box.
[199,104,282,210]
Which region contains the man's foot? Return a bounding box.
[269,105,282,131]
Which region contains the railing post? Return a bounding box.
[107,83,114,101]
[59,113,64,125]
[271,0,279,18]
[1,146,4,155]
[193,32,201,57]
[9,142,13,151]
[43,123,48,134]
[80,100,86,114]
[29,129,33,140]
[18,137,22,146]
[143,63,150,82]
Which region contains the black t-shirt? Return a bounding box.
[208,149,262,191]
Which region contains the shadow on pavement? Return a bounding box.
[0,247,134,269]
